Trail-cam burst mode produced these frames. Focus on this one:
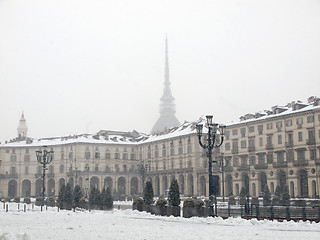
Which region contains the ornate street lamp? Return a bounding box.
[196,115,226,217]
[217,153,228,202]
[36,146,54,211]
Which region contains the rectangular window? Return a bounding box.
[249,126,255,133]
[258,125,263,134]
[267,135,272,145]
[307,115,314,123]
[248,138,255,148]
[267,123,273,130]
[24,154,30,162]
[232,129,238,135]
[308,129,315,141]
[286,119,292,126]
[286,150,294,162]
[259,137,263,147]
[277,152,284,162]
[162,149,166,157]
[258,154,265,164]
[10,166,16,174]
[267,152,273,164]
[187,145,192,153]
[287,132,293,144]
[240,128,246,137]
[241,140,246,149]
[278,135,282,144]
[296,117,303,126]
[297,150,305,161]
[225,143,230,151]
[232,140,238,154]
[170,148,174,156]
[225,131,230,140]
[298,132,303,142]
[310,149,316,160]
[276,121,283,128]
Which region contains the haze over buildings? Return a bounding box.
[0,0,319,142]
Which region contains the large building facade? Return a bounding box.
[1,97,320,199]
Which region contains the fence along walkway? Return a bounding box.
[216,205,320,222]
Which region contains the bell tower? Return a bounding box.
[17,112,28,138]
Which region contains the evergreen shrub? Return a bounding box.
[263,185,271,206]
[194,198,204,208]
[168,179,180,207]
[183,198,195,208]
[156,198,167,207]
[143,181,154,205]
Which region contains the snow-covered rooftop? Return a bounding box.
[1,97,319,147]
[228,97,320,126]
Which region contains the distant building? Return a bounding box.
[151,36,180,134]
[17,112,28,138]
[0,97,319,199]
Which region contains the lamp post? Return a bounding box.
[217,153,228,202]
[196,115,226,217]
[36,146,54,211]
[139,163,146,194]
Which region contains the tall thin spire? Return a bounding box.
[17,111,28,138]
[151,36,180,134]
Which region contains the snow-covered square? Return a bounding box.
[0,204,320,240]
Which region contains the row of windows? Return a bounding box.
[226,148,318,167]
[225,129,319,151]
[147,145,192,158]
[226,114,320,139]
[149,159,193,171]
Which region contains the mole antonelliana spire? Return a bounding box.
[151,36,180,133]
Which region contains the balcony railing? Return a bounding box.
[248,146,255,152]
[265,143,274,150]
[0,173,18,179]
[254,162,268,170]
[306,138,316,145]
[67,171,74,177]
[292,159,308,167]
[35,173,42,178]
[232,148,239,154]
[285,142,294,148]
[272,161,288,168]
[237,164,250,171]
[224,165,234,172]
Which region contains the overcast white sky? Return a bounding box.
[0,0,319,142]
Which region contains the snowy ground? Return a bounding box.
[0,204,320,240]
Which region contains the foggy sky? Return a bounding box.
[0,0,319,142]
